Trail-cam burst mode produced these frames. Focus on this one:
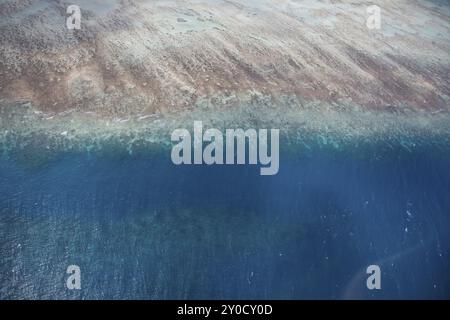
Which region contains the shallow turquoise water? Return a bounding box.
[0,142,449,299]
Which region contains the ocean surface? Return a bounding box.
[0,141,449,299]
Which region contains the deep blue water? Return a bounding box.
[0,143,449,299]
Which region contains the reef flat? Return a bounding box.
[0,0,449,160]
[1,0,449,115]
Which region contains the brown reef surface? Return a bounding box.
[0,0,450,114]
[0,0,449,124]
